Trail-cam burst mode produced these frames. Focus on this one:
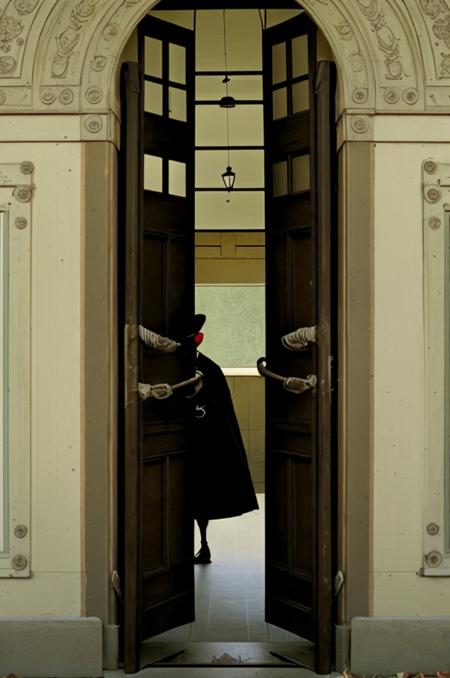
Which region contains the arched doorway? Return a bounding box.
[119,5,336,673]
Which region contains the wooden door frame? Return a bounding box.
[115,6,352,676]
[119,60,143,671]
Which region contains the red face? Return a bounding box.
[194,332,204,346]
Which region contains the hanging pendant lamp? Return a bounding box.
[220,9,236,193]
[221,165,236,192]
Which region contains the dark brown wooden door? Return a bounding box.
[121,15,195,674]
[263,14,336,674]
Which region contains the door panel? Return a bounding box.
[121,13,195,674]
[264,13,336,674]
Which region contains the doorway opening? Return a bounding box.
[119,3,337,674]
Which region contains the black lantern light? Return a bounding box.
[220,10,236,194]
[221,165,236,192]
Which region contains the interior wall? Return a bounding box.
[227,376,265,493]
[196,232,264,284]
[195,232,265,490]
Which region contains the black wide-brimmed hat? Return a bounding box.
[178,314,206,342]
[193,314,206,333]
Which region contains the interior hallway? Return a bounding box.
[133,496,317,670]
[150,494,297,642]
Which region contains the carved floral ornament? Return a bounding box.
[355,0,407,81]
[419,0,450,78]
[0,0,449,123]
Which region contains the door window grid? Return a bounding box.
[272,153,311,197]
[144,38,188,121]
[271,35,309,120]
[195,70,265,229]
[144,154,187,198]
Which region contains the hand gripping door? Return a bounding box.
[121,14,195,673]
[263,13,337,674]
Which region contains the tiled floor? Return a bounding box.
[109,495,334,675]
[146,495,299,643]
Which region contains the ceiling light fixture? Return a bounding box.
[219,9,236,193]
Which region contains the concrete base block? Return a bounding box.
[0,616,103,678]
[351,616,450,676]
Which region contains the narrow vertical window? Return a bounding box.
[0,211,8,555]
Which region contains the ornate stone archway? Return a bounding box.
[0,0,448,142]
[1,3,450,675]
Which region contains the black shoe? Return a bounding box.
[194,543,211,564]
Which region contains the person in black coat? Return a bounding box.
[189,315,259,564]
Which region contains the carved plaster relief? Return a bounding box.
[401,1,450,108]
[0,0,42,83]
[50,0,102,79]
[308,3,374,107]
[337,113,374,146]
[354,0,423,109]
[418,0,450,78]
[0,0,448,130]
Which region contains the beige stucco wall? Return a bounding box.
[0,141,82,614]
[338,128,450,620]
[372,138,450,615]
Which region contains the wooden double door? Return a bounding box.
[120,11,336,675]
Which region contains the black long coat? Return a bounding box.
[190,352,259,520]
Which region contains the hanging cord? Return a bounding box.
[281,325,318,351]
[223,9,231,171]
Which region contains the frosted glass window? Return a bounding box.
[292,35,309,78]
[168,87,186,121]
[196,191,264,230]
[292,154,310,193]
[292,80,310,113]
[196,150,264,188]
[169,160,186,197]
[195,285,265,368]
[145,37,162,78]
[196,75,262,101]
[196,106,263,147]
[169,43,186,84]
[0,212,7,554]
[273,87,288,120]
[272,42,287,84]
[144,154,163,192]
[144,81,163,116]
[273,161,288,197]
